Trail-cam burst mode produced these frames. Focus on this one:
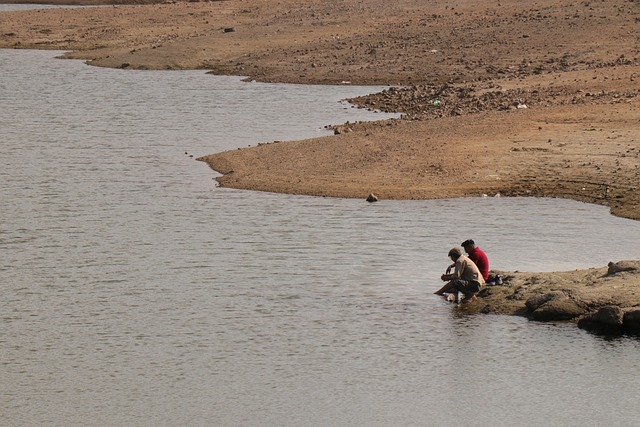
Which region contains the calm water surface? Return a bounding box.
[2,49,640,426]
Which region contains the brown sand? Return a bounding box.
[1,0,638,325]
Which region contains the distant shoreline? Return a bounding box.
[1,1,638,224]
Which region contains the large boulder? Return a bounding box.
[578,306,625,335]
[623,310,640,336]
[607,261,638,276]
[526,291,586,321]
[531,299,586,321]
[525,291,565,311]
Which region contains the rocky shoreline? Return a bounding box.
[461,261,640,336]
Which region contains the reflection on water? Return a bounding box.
[1,49,640,426]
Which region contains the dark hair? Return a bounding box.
[448,247,462,259]
[461,239,475,248]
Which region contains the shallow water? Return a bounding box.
[2,49,640,426]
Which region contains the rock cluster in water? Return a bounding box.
[465,261,640,337]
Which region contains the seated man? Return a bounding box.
[461,239,489,281]
[435,247,485,303]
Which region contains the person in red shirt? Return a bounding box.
[460,239,489,281]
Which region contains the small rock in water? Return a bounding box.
[366,193,378,203]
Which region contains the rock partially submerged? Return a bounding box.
[525,291,587,321]
[366,193,379,203]
[577,306,640,336]
[623,310,640,335]
[577,306,626,335]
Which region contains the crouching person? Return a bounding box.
[434,247,485,303]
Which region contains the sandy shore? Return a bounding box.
[2,0,637,219]
[1,0,638,331]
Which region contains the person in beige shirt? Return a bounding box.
[434,247,485,303]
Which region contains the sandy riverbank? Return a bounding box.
[1,0,638,332]
[2,0,637,219]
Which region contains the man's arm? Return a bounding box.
[441,260,462,281]
[445,262,455,274]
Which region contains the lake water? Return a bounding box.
[2,46,640,427]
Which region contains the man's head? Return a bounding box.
[461,239,476,252]
[448,247,462,261]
